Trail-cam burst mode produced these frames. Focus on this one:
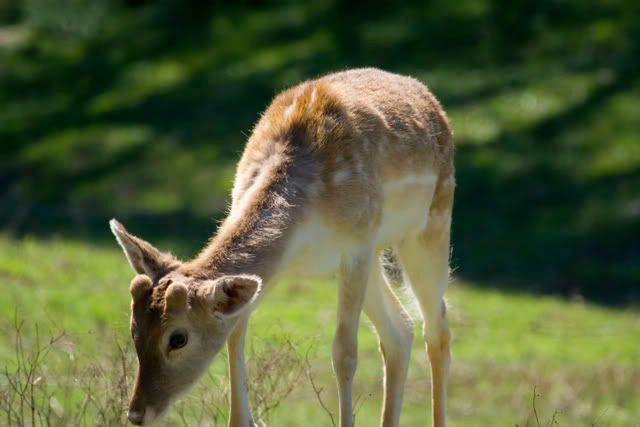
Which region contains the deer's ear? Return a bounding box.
[202,275,261,319]
[109,219,181,282]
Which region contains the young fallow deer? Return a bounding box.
[110,68,454,427]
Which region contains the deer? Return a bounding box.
[110,67,454,427]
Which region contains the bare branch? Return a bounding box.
[303,349,336,427]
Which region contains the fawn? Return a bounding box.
[110,68,454,427]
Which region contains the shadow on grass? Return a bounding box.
[1,0,638,304]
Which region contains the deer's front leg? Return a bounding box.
[227,315,254,427]
[332,249,371,427]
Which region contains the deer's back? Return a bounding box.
[233,69,453,270]
[247,68,452,179]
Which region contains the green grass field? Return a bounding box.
[1,235,639,426]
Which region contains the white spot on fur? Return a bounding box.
[284,100,296,117]
[334,169,351,184]
[310,87,317,105]
[442,176,455,188]
[354,156,365,176]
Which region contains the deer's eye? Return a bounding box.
[169,330,188,350]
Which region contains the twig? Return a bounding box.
[532,386,541,427]
[304,348,336,427]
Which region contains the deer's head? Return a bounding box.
[110,220,261,425]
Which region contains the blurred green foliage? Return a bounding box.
[1,0,638,304]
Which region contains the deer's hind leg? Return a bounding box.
[398,175,454,427]
[363,257,414,427]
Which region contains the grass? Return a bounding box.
[1,235,639,426]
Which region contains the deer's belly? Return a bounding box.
[282,174,436,278]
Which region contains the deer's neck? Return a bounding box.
[183,144,313,283]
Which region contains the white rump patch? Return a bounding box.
[376,173,438,245]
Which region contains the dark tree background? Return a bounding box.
[1,0,638,304]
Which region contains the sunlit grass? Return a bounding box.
[1,235,638,425]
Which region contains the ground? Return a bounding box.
[1,236,638,426]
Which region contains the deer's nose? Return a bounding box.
[127,409,145,425]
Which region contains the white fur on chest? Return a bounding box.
[282,214,348,278]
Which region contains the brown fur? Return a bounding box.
[111,68,455,427]
[182,68,453,280]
